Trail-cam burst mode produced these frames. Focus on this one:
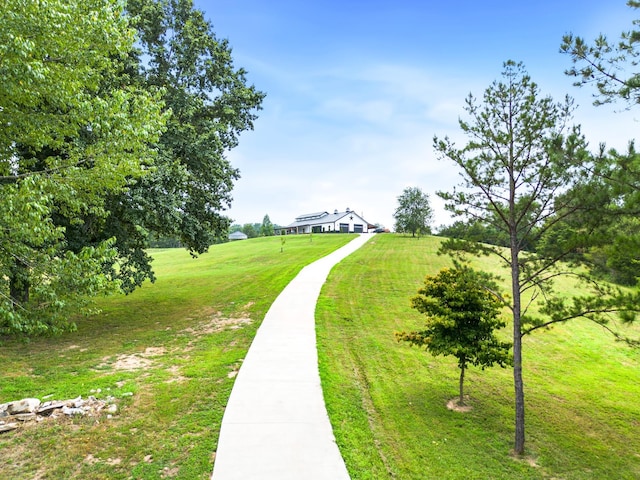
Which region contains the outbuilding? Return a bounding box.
[228,231,248,241]
[284,208,373,234]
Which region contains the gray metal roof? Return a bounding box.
[286,210,368,228]
[228,231,248,239]
[295,211,329,221]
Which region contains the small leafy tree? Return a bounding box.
[242,223,258,239]
[261,215,275,236]
[396,267,511,406]
[393,186,434,236]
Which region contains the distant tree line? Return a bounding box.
[436,214,640,287]
[149,214,279,245]
[229,214,279,238]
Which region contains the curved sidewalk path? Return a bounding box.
[211,234,373,480]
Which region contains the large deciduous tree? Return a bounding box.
[51,0,266,294]
[393,186,433,236]
[126,0,265,253]
[0,0,166,335]
[433,61,639,456]
[396,266,511,407]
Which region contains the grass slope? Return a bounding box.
[316,234,640,480]
[0,234,353,479]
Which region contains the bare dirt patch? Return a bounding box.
[111,355,152,371]
[161,465,180,478]
[95,347,168,372]
[164,365,187,384]
[510,454,540,468]
[446,397,473,412]
[182,313,252,337]
[141,347,167,357]
[62,344,88,353]
[84,454,100,465]
[241,301,255,310]
[180,308,254,351]
[525,456,539,468]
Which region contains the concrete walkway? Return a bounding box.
[211,234,373,480]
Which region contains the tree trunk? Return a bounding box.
[459,363,466,406]
[9,258,30,306]
[510,236,525,456]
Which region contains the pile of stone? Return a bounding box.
[0,395,119,433]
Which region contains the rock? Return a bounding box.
[0,394,116,432]
[37,401,66,416]
[12,413,36,422]
[68,396,84,408]
[62,406,85,416]
[7,398,41,415]
[0,422,19,433]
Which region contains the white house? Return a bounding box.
[283,208,373,234]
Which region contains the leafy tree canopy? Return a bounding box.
[32,0,266,297]
[393,186,433,237]
[1,0,265,336]
[125,0,265,253]
[396,266,511,406]
[242,223,259,239]
[0,0,166,336]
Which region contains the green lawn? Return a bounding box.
[0,234,353,479]
[2,233,639,479]
[316,234,640,480]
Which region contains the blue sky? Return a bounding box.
[195,0,638,229]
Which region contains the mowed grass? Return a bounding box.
[0,234,353,479]
[317,234,640,480]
